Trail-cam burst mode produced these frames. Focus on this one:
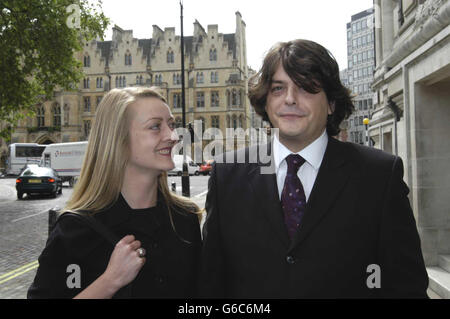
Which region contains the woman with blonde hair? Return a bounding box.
[28,87,202,298]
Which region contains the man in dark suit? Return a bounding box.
[200,39,428,298]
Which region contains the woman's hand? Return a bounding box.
[74,235,145,299]
[102,235,146,291]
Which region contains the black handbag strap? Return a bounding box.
[57,211,120,245]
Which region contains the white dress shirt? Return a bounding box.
[273,130,329,202]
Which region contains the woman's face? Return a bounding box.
[127,97,178,175]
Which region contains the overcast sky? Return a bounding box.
[99,0,373,71]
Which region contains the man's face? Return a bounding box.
[265,64,333,152]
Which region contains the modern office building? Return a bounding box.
[346,8,376,145]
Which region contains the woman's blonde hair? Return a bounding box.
[64,87,201,227]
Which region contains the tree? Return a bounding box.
[0,0,109,140]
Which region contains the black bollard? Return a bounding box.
[171,182,176,192]
[48,209,58,236]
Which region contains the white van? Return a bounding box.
[168,155,200,176]
[40,142,88,186]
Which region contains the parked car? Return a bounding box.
[168,155,200,176]
[16,166,63,199]
[199,160,215,175]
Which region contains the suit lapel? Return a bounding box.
[247,142,290,249]
[289,138,353,252]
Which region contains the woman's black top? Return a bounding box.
[27,193,201,298]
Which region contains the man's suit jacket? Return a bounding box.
[200,137,428,298]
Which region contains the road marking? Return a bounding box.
[12,209,49,223]
[194,190,208,198]
[0,260,39,285]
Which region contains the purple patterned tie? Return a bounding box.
[281,154,306,240]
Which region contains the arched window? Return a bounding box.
[84,120,91,139]
[52,103,61,127]
[84,54,90,67]
[125,52,132,65]
[167,50,174,63]
[136,75,140,85]
[115,76,119,88]
[37,105,45,127]
[63,103,69,125]
[209,48,217,61]
[122,76,126,87]
[232,114,237,129]
[232,89,237,106]
[196,72,204,84]
[119,76,123,87]
[239,114,244,129]
[226,115,230,128]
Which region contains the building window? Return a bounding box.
[84,55,90,67]
[196,72,204,84]
[84,120,91,139]
[211,91,219,107]
[96,77,103,88]
[173,93,181,108]
[116,76,126,88]
[232,114,237,129]
[211,115,220,129]
[210,71,218,83]
[209,48,217,61]
[96,96,103,106]
[37,106,45,127]
[84,97,91,112]
[167,50,174,63]
[154,74,163,85]
[196,92,204,108]
[231,89,238,106]
[173,73,181,85]
[125,52,132,65]
[136,75,144,85]
[83,78,90,89]
[239,115,244,128]
[52,103,61,127]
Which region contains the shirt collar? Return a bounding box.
[274,129,328,172]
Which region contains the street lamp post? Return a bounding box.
[363,117,370,146]
[180,0,190,197]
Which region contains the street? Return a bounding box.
[0,175,209,299]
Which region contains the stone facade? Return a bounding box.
[1,12,249,168]
[371,0,450,275]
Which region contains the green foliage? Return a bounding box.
[0,0,109,137]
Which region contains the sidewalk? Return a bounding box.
[0,182,16,203]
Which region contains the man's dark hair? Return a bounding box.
[248,39,354,136]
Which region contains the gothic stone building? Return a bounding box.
[7,12,249,155]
